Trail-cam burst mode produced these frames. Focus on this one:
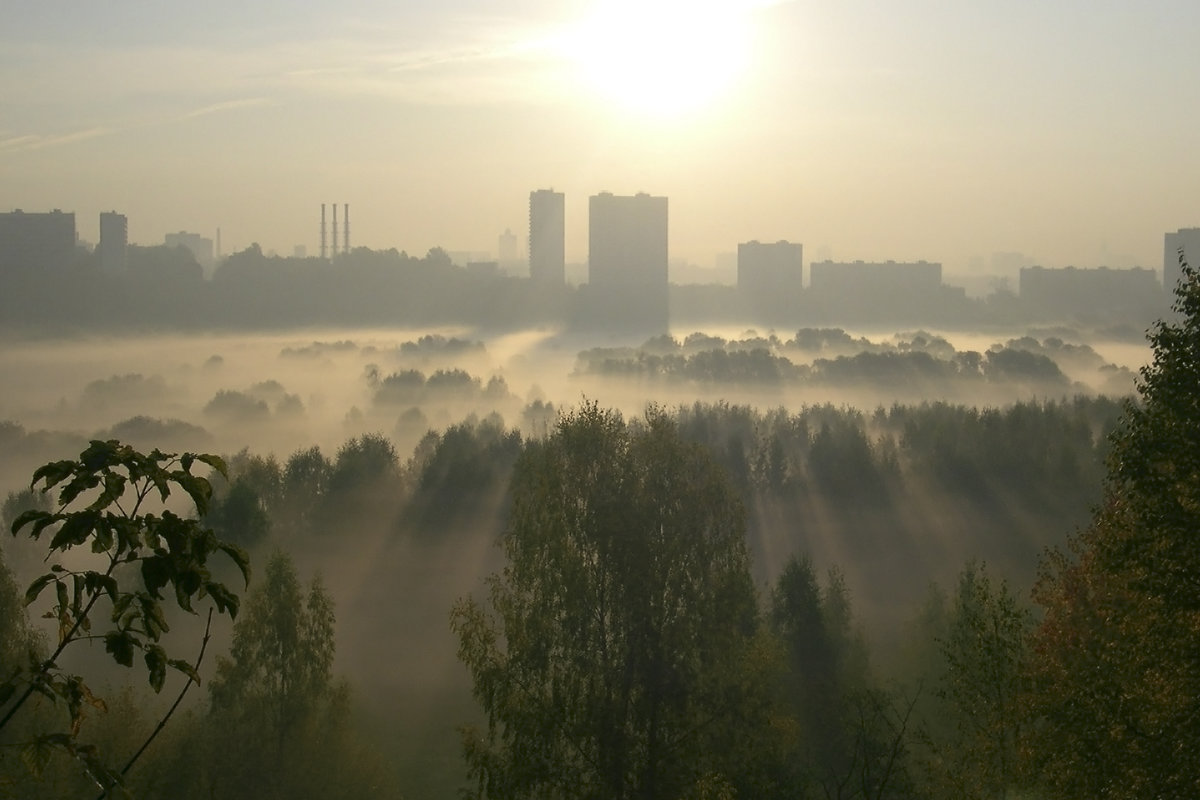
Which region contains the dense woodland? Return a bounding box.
[1,266,1197,797]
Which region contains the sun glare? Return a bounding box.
[561,1,758,119]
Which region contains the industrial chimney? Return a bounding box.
[331,203,339,258]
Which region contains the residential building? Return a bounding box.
[529,189,565,284]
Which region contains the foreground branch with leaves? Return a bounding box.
[1,440,250,793]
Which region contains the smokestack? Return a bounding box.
[216,227,222,260]
[344,203,350,254]
[332,203,339,259]
[320,204,327,260]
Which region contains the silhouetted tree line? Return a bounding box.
[576,328,1139,399]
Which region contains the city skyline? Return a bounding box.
[2,2,1198,272]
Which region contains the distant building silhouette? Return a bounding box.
[529,189,565,285]
[808,259,945,322]
[98,211,128,275]
[1164,228,1200,296]
[1019,265,1161,323]
[498,227,519,267]
[586,192,669,336]
[738,240,803,320]
[0,209,76,273]
[164,231,214,273]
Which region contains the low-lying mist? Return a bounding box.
[0,322,1148,797]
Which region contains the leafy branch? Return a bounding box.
[0,440,251,786]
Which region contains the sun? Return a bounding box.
[560,1,758,119]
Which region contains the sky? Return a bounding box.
[2,0,1198,276]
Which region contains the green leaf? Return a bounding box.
[10,508,51,537]
[206,582,240,619]
[219,541,252,587]
[195,452,228,478]
[57,472,101,509]
[87,470,127,512]
[167,658,200,683]
[20,737,55,778]
[50,511,99,550]
[104,631,136,667]
[86,572,119,603]
[144,645,167,692]
[55,579,69,614]
[175,472,214,517]
[24,573,55,606]
[141,556,171,597]
[142,597,170,639]
[30,460,76,492]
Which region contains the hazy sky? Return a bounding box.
[2,0,1198,274]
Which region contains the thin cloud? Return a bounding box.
[182,97,273,119]
[0,127,110,154]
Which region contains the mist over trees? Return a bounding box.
[1,261,1193,796]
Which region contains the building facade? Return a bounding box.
[0,209,76,273]
[529,189,565,285]
[1164,228,1200,296]
[738,240,803,320]
[587,192,669,336]
[1019,265,1162,323]
[98,211,128,274]
[807,259,944,323]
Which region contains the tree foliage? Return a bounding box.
[920,563,1030,800]
[1027,256,1200,798]
[0,440,249,793]
[452,403,760,800]
[144,549,399,800]
[768,556,917,799]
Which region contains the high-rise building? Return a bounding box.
[0,209,76,273]
[738,240,803,319]
[1164,228,1200,295]
[529,189,565,284]
[98,211,128,274]
[587,192,669,335]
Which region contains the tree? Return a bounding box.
[1,440,249,794]
[208,550,334,729]
[452,403,761,800]
[278,445,332,535]
[769,556,916,800]
[1027,256,1200,798]
[922,562,1030,800]
[153,549,398,800]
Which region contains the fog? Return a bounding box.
[0,323,1149,796]
[0,324,1146,481]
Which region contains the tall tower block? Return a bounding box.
[529,189,565,285]
[586,191,669,335]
